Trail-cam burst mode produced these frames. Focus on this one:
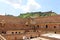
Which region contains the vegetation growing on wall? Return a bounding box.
[18,11,57,18]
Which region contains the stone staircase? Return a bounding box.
[0,34,6,40]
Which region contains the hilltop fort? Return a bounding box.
[0,11,60,40]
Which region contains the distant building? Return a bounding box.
[0,15,60,40]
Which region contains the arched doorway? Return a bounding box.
[55,32,56,34]
[46,25,48,28]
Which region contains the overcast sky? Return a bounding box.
[0,0,60,16]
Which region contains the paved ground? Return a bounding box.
[30,37,49,40]
[41,33,60,39]
[30,33,60,40]
[30,37,60,40]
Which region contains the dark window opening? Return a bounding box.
[2,32,4,33]
[19,32,20,34]
[26,25,28,26]
[3,32,6,34]
[55,32,56,34]
[26,30,29,32]
[54,26,56,28]
[2,31,6,34]
[12,32,14,34]
[30,36,34,39]
[37,25,39,28]
[46,25,48,28]
[15,32,17,34]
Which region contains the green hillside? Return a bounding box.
[18,11,57,18]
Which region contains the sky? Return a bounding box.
[0,0,60,16]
